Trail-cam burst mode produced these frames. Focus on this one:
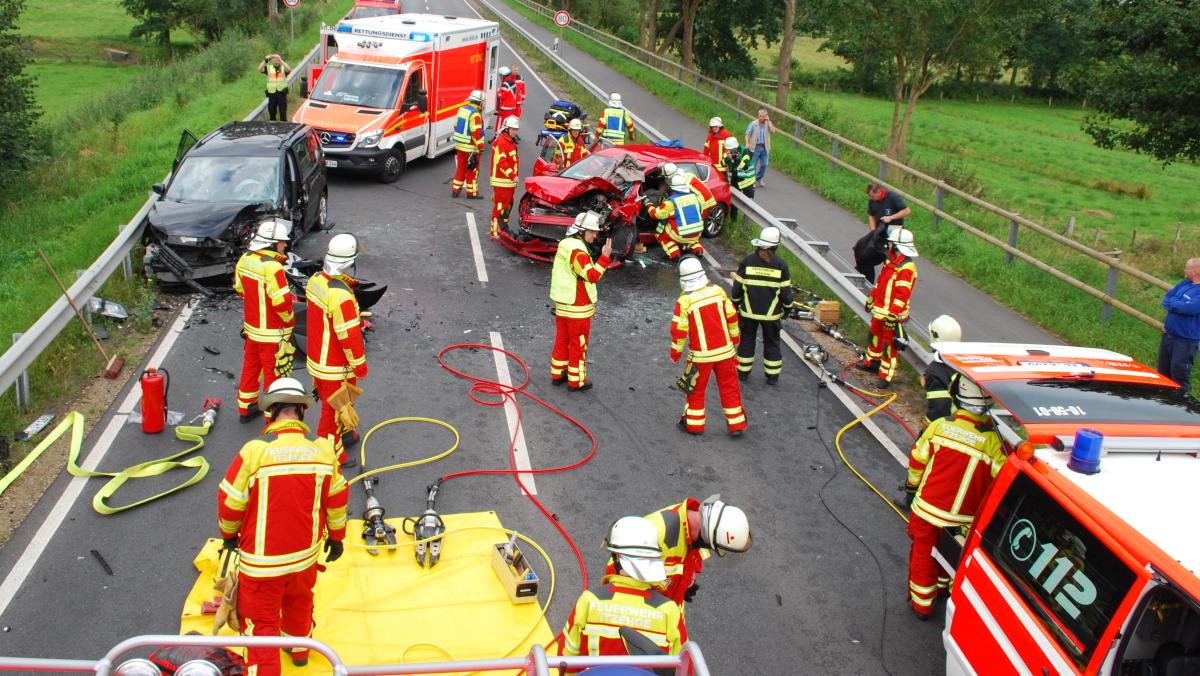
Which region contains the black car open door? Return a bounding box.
[174,130,199,171]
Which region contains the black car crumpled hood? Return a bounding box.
[148,200,269,238]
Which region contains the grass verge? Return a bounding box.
[0,0,352,452]
[497,0,1193,393]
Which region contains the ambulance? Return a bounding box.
[294,13,500,182]
[930,343,1200,675]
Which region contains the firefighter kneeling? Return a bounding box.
[560,516,687,658]
[217,378,348,675]
[671,257,746,436]
[649,173,706,260]
[901,378,1005,620]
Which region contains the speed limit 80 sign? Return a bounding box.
[553,10,571,27]
[282,0,300,7]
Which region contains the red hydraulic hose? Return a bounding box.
[841,361,919,440]
[436,342,596,596]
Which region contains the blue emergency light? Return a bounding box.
[1068,428,1103,475]
[409,32,431,42]
[336,23,352,32]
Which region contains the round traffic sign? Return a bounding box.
[553,10,571,27]
[282,0,300,7]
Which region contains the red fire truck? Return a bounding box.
[294,13,500,182]
[932,342,1200,675]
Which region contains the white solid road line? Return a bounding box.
[465,212,490,284]
[0,303,195,619]
[489,331,538,495]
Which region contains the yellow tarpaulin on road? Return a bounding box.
[180,512,555,673]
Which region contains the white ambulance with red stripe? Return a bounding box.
[294,13,500,182]
[933,343,1200,675]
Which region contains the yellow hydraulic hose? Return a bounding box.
[831,386,911,524]
[349,416,462,485]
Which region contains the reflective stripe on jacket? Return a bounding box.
[731,252,793,321]
[670,285,739,363]
[599,107,629,143]
[489,132,519,188]
[645,498,710,605]
[557,133,590,166]
[907,410,1006,528]
[686,173,716,212]
[871,254,917,320]
[732,149,756,190]
[265,64,287,93]
[648,191,704,243]
[550,236,609,318]
[234,250,294,341]
[560,574,687,657]
[305,272,365,380]
[703,130,733,172]
[217,419,348,578]
[453,104,483,153]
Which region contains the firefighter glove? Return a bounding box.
[274,340,296,378]
[684,583,701,603]
[223,536,239,551]
[863,296,873,313]
[467,153,478,171]
[328,381,363,431]
[324,539,344,563]
[901,483,917,508]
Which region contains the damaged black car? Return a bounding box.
[145,121,329,287]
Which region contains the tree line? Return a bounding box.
[558,0,1200,165]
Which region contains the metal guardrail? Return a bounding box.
[0,634,712,675]
[477,0,934,370]
[506,0,1171,331]
[0,43,321,410]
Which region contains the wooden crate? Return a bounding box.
[815,300,841,325]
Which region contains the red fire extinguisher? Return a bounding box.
[141,367,169,434]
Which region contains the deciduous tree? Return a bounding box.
[0,0,39,195]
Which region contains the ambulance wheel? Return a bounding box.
[378,150,405,183]
[703,203,727,238]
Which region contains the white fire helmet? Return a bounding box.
[661,162,678,177]
[699,495,752,556]
[678,255,708,292]
[927,315,962,344]
[567,210,603,236]
[261,377,313,413]
[324,233,360,275]
[887,227,919,257]
[608,92,622,107]
[467,89,484,104]
[249,217,292,251]
[498,66,511,77]
[606,516,666,583]
[568,118,582,131]
[751,226,781,249]
[502,115,520,131]
[953,378,994,416]
[669,172,690,193]
[709,116,723,128]
[723,136,740,151]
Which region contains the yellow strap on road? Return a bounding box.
[0,411,215,514]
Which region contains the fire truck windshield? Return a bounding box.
[312,62,405,110]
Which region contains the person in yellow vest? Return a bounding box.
[451,90,486,199]
[550,211,612,391]
[648,173,706,259]
[259,53,292,122]
[595,93,636,146]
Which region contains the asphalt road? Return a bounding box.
[0,12,944,675]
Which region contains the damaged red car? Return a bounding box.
[496,144,731,262]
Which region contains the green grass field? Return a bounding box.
[0,0,353,437]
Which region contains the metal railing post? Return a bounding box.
[934,184,945,227]
[12,333,29,412]
[830,137,840,172]
[1005,218,1019,265]
[1102,252,1121,322]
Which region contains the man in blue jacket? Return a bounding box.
[1159,258,1200,395]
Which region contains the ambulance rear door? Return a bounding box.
[945,467,1149,675]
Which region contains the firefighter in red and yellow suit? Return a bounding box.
[550,211,612,391]
[511,65,527,108]
[902,378,1005,619]
[489,116,520,239]
[861,227,918,386]
[306,234,366,466]
[702,117,733,173]
[451,90,485,199]
[234,219,294,423]
[670,257,747,436]
[561,517,687,659]
[648,173,706,260]
[495,76,519,132]
[631,496,752,605]
[217,378,348,675]
[596,93,635,145]
[662,162,716,216]
[554,118,590,168]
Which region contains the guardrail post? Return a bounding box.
[12,333,29,412]
[75,270,93,327]
[736,94,742,114]
[1101,252,1120,322]
[119,224,133,281]
[934,184,945,227]
[1005,218,1019,265]
[830,138,840,172]
[793,120,801,148]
